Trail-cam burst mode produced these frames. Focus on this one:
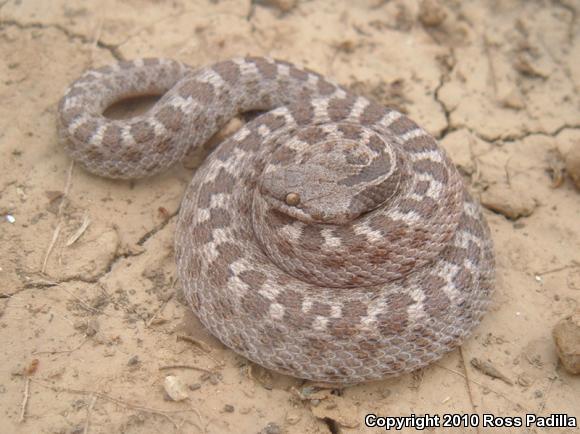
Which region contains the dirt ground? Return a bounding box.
[1,0,579,433]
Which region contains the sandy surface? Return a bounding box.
[1,0,579,433]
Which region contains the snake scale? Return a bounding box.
[58,57,495,384]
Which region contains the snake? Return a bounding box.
[57,57,495,384]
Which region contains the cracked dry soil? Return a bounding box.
[1,1,579,433]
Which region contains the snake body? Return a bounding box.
[58,57,494,383]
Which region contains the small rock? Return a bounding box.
[565,145,580,190]
[500,88,525,110]
[188,383,201,391]
[74,318,100,337]
[552,309,580,374]
[200,372,221,385]
[239,407,252,414]
[210,373,221,385]
[286,411,301,425]
[163,375,189,401]
[481,184,536,220]
[259,422,281,434]
[418,0,447,27]
[223,404,234,413]
[86,318,101,337]
[127,355,140,366]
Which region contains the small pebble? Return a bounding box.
[127,355,140,366]
[481,185,536,220]
[553,309,580,374]
[500,88,525,110]
[224,404,234,413]
[87,318,100,336]
[209,373,221,385]
[259,422,282,434]
[74,318,100,337]
[163,375,189,401]
[418,0,447,27]
[286,412,301,425]
[189,383,201,391]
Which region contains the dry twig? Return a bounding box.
[176,334,213,353]
[435,362,531,412]
[19,377,30,423]
[42,161,74,273]
[146,293,174,328]
[66,214,91,246]
[458,348,481,434]
[33,337,88,355]
[159,364,214,375]
[176,334,225,368]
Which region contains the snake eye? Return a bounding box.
[285,192,300,206]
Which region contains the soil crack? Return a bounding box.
[0,19,123,60]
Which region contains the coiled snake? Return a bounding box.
[58,57,495,383]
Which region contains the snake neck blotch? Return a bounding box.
[58,57,495,384]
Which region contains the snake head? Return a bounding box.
[259,126,402,225]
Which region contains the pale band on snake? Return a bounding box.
[58,57,495,384]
